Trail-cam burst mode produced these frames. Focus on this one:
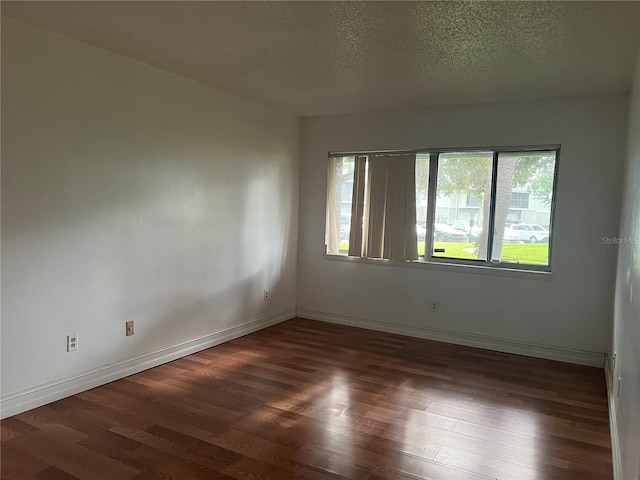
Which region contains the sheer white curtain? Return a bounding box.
[362,154,418,261]
[325,157,340,255]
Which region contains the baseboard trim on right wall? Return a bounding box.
[604,355,623,480]
[296,308,605,367]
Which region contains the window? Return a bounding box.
[434,152,493,261]
[325,146,558,271]
[490,152,556,266]
[326,156,355,254]
[511,192,529,209]
[466,194,481,207]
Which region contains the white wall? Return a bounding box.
[611,49,640,480]
[0,18,299,417]
[298,95,628,365]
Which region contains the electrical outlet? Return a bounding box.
[264,290,269,301]
[126,320,134,336]
[432,302,440,312]
[67,334,79,352]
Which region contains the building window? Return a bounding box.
[466,194,481,207]
[511,192,529,209]
[325,147,558,271]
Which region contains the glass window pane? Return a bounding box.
[491,152,556,266]
[433,152,493,260]
[415,154,430,257]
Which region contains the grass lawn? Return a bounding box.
[339,241,549,265]
[498,243,550,265]
[429,241,549,265]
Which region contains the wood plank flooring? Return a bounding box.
[1,318,612,480]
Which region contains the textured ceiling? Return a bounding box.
[3,1,640,116]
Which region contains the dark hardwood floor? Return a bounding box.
[1,318,612,480]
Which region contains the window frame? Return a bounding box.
[325,144,560,273]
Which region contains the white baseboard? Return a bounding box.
[604,355,623,480]
[0,309,295,419]
[296,307,605,368]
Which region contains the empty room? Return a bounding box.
[1,1,639,479]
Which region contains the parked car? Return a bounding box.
[470,225,483,240]
[416,224,426,241]
[451,223,469,234]
[509,224,549,243]
[502,227,519,243]
[434,223,469,242]
[451,223,484,240]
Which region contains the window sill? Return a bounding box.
[322,253,552,280]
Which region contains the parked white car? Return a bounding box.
[509,224,549,243]
[502,228,520,243]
